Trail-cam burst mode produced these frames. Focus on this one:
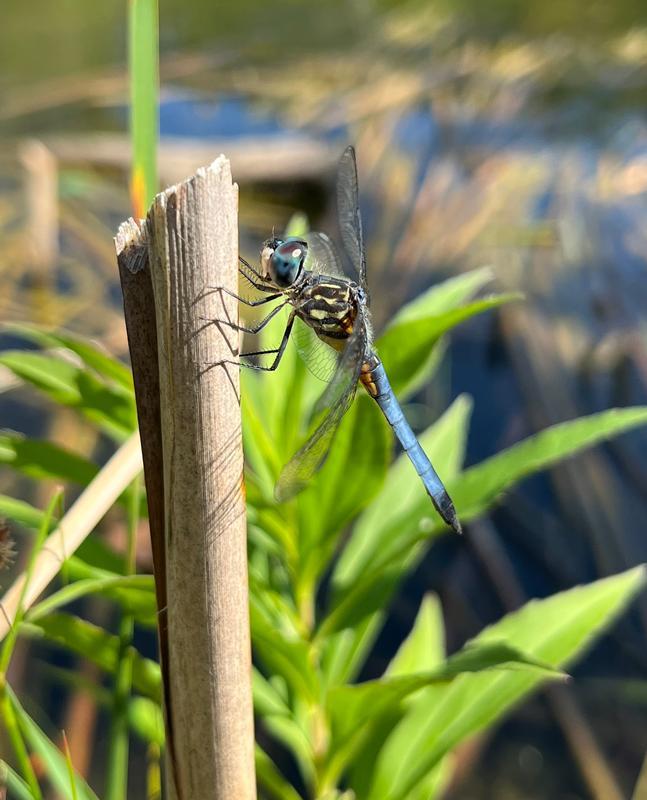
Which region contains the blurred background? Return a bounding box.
[1,0,647,797]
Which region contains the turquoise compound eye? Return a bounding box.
[268,239,307,287]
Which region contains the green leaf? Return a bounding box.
[3,324,134,390]
[317,397,471,693]
[0,494,48,531]
[7,685,100,800]
[325,641,560,789]
[332,394,471,599]
[391,267,495,324]
[128,697,165,747]
[387,594,445,677]
[330,406,647,643]
[297,395,390,583]
[255,745,303,800]
[250,594,319,702]
[344,596,446,796]
[26,576,156,626]
[0,351,136,440]
[327,641,560,745]
[366,566,647,800]
[21,614,161,701]
[252,667,291,718]
[452,407,647,522]
[2,759,38,800]
[0,434,98,485]
[377,293,520,398]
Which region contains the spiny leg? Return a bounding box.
[204,285,284,307]
[218,312,296,372]
[205,298,290,334]
[238,255,265,282]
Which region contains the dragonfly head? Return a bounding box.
[260,237,307,288]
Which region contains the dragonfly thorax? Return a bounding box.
[294,274,359,349]
[261,237,307,288]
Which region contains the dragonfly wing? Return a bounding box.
[292,316,340,383]
[303,231,348,280]
[336,146,367,288]
[275,315,367,501]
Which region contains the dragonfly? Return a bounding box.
[230,146,461,534]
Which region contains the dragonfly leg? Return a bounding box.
[204,286,284,307]
[202,299,289,334]
[238,255,265,282]
[219,312,296,371]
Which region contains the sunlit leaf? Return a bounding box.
[377,293,521,398]
[390,267,494,325]
[0,351,136,440]
[3,324,133,390]
[366,567,646,800]
[387,593,445,677]
[328,641,560,743]
[297,395,390,583]
[452,407,647,521]
[129,697,165,747]
[332,393,471,599]
[332,406,647,633]
[345,595,447,797]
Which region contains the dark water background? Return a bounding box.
[1,0,647,797]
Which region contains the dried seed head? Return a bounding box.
[0,519,16,570]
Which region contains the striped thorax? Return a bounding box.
[293,274,359,348]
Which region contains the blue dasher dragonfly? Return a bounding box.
[231,146,461,534]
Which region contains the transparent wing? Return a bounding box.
[275,314,367,501]
[302,231,348,280]
[292,316,340,383]
[336,146,367,288]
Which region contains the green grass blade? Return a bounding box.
[0,690,42,798]
[129,0,159,217]
[1,491,62,675]
[61,731,79,800]
[6,685,99,800]
[105,475,140,800]
[1,759,37,800]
